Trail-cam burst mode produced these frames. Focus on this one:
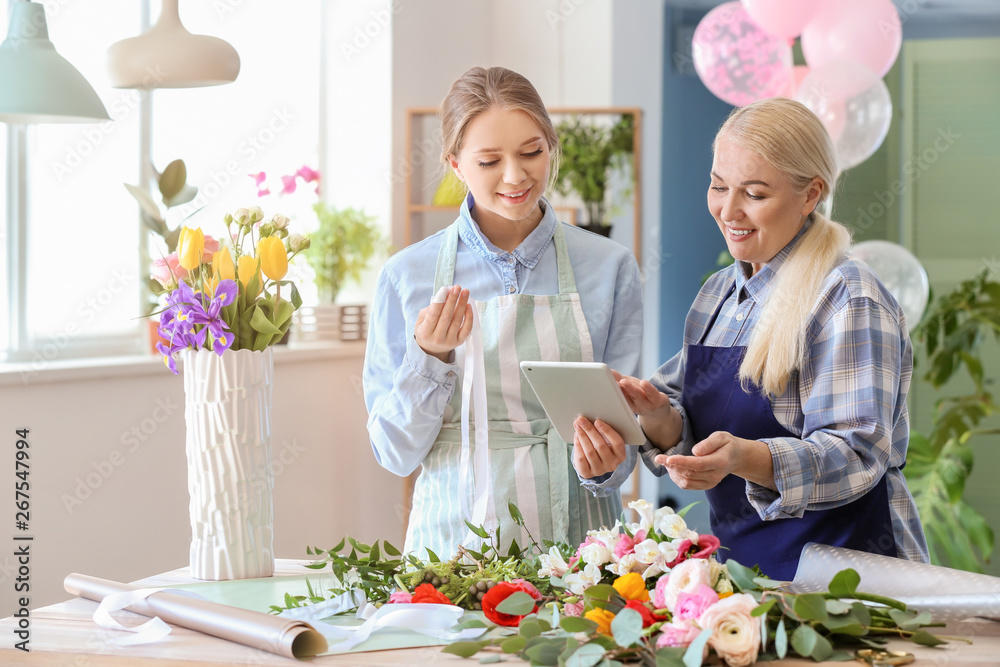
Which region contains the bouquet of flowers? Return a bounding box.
[153,206,310,373]
[274,500,952,666]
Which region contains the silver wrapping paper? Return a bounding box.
[64,573,328,658]
[789,543,1000,621]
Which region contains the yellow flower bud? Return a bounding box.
[237,255,262,298]
[584,608,615,636]
[177,226,205,271]
[213,247,236,281]
[613,572,650,602]
[257,236,288,281]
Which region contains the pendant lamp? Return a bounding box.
[107,0,240,89]
[0,1,110,123]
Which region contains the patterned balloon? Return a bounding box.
[692,1,793,107]
[851,240,929,330]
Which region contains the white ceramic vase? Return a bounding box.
[181,347,275,580]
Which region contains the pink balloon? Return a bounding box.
[781,65,811,98]
[801,0,901,77]
[741,0,824,44]
[692,1,793,107]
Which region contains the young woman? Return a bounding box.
[575,98,928,580]
[363,67,643,559]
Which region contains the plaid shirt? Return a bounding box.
[641,226,929,562]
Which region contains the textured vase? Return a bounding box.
[181,347,275,580]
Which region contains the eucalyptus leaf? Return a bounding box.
[519,618,544,639]
[561,616,598,634]
[723,560,757,592]
[478,655,502,664]
[775,619,787,659]
[524,640,563,665]
[827,569,860,598]
[752,576,784,589]
[682,628,712,667]
[751,599,776,617]
[442,640,490,658]
[654,647,687,667]
[501,636,527,653]
[825,599,851,615]
[911,630,948,647]
[610,608,643,648]
[496,591,536,616]
[793,593,829,623]
[566,643,605,667]
[790,624,818,657]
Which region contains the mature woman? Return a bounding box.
[364,67,643,560]
[575,98,928,580]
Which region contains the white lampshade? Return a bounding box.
[107,0,240,89]
[0,1,110,124]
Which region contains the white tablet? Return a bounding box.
[519,361,646,446]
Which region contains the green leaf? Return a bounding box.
[821,612,866,636]
[810,634,833,661]
[519,618,544,639]
[751,599,776,617]
[825,599,851,615]
[911,630,948,647]
[775,619,787,659]
[425,547,440,563]
[455,616,489,630]
[793,593,829,623]
[442,640,490,658]
[501,636,527,653]
[790,624,818,657]
[558,616,597,635]
[654,647,687,667]
[676,501,701,519]
[524,639,563,665]
[496,591,536,616]
[752,576,784,589]
[827,569,860,598]
[566,643,605,667]
[723,560,757,592]
[479,655,502,664]
[124,183,165,224]
[610,608,643,648]
[249,305,283,336]
[383,541,401,557]
[158,159,187,201]
[464,520,491,539]
[509,502,525,526]
[682,628,712,667]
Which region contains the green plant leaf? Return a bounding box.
[610,608,643,647]
[723,559,757,592]
[464,520,491,539]
[501,636,526,653]
[442,640,490,658]
[911,630,948,647]
[566,643,605,667]
[524,639,563,665]
[654,647,687,667]
[496,591,536,616]
[561,616,598,633]
[682,628,712,667]
[509,501,525,526]
[124,183,165,224]
[827,569,860,598]
[383,541,401,557]
[478,655,502,664]
[519,618,544,639]
[775,619,787,659]
[790,624,818,657]
[751,599,777,617]
[752,576,784,589]
[825,599,851,615]
[158,159,187,201]
[249,305,282,336]
[676,501,701,519]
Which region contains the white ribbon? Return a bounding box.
[279,594,486,653]
[457,299,491,545]
[92,587,207,646]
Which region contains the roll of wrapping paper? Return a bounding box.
[790,543,1000,621]
[64,573,328,659]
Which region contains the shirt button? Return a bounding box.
[735,312,745,321]
[446,371,456,377]
[508,285,516,293]
[508,256,515,264]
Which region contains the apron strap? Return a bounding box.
[433,222,460,291]
[698,282,737,345]
[552,221,577,295]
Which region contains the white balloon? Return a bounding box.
[851,240,929,330]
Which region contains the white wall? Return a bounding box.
[0,344,402,617]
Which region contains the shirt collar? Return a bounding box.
[734,216,814,302]
[457,193,556,269]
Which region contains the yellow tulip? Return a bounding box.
[584,608,615,636]
[213,247,235,281]
[177,226,205,271]
[613,573,650,602]
[257,236,288,281]
[237,255,262,298]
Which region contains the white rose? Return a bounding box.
[538,546,570,578]
[709,560,726,587]
[628,499,655,531]
[248,205,264,223]
[697,594,760,667]
[656,513,689,539]
[662,558,712,608]
[288,233,309,252]
[271,213,291,230]
[581,541,613,567]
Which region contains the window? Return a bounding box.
[2,0,321,364]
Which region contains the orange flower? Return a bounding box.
[613,573,650,602]
[411,584,452,605]
[584,608,616,635]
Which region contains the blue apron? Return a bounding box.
[682,283,896,580]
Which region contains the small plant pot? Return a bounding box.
[578,222,612,238]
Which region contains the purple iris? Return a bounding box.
[155,280,237,374]
[188,279,238,355]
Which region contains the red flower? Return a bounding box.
[667,534,722,568]
[411,583,453,605]
[625,600,668,628]
[482,581,540,626]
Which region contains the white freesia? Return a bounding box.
[564,563,602,596]
[634,539,680,580]
[698,593,760,667]
[656,512,689,539]
[628,499,655,532]
[581,541,613,567]
[607,553,640,577]
[715,576,734,596]
[586,522,620,551]
[709,560,726,587]
[538,546,570,578]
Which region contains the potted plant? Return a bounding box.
[298,202,383,341]
[553,113,634,236]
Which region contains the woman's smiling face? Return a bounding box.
[708,134,822,275]
[449,107,551,230]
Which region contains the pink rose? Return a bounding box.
[510,578,542,600]
[150,253,187,288]
[697,593,760,667]
[388,590,412,604]
[202,235,220,263]
[563,601,584,617]
[656,620,701,648]
[614,529,647,559]
[654,558,712,610]
[674,584,720,621]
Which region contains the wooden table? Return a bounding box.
[2,560,998,666]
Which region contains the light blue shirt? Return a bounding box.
[363,195,643,493]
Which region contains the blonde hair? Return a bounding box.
[440,66,560,191]
[714,98,853,396]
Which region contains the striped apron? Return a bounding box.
[403,220,622,559]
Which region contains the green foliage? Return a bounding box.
[554,114,634,226]
[907,268,1000,571]
[304,202,383,303]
